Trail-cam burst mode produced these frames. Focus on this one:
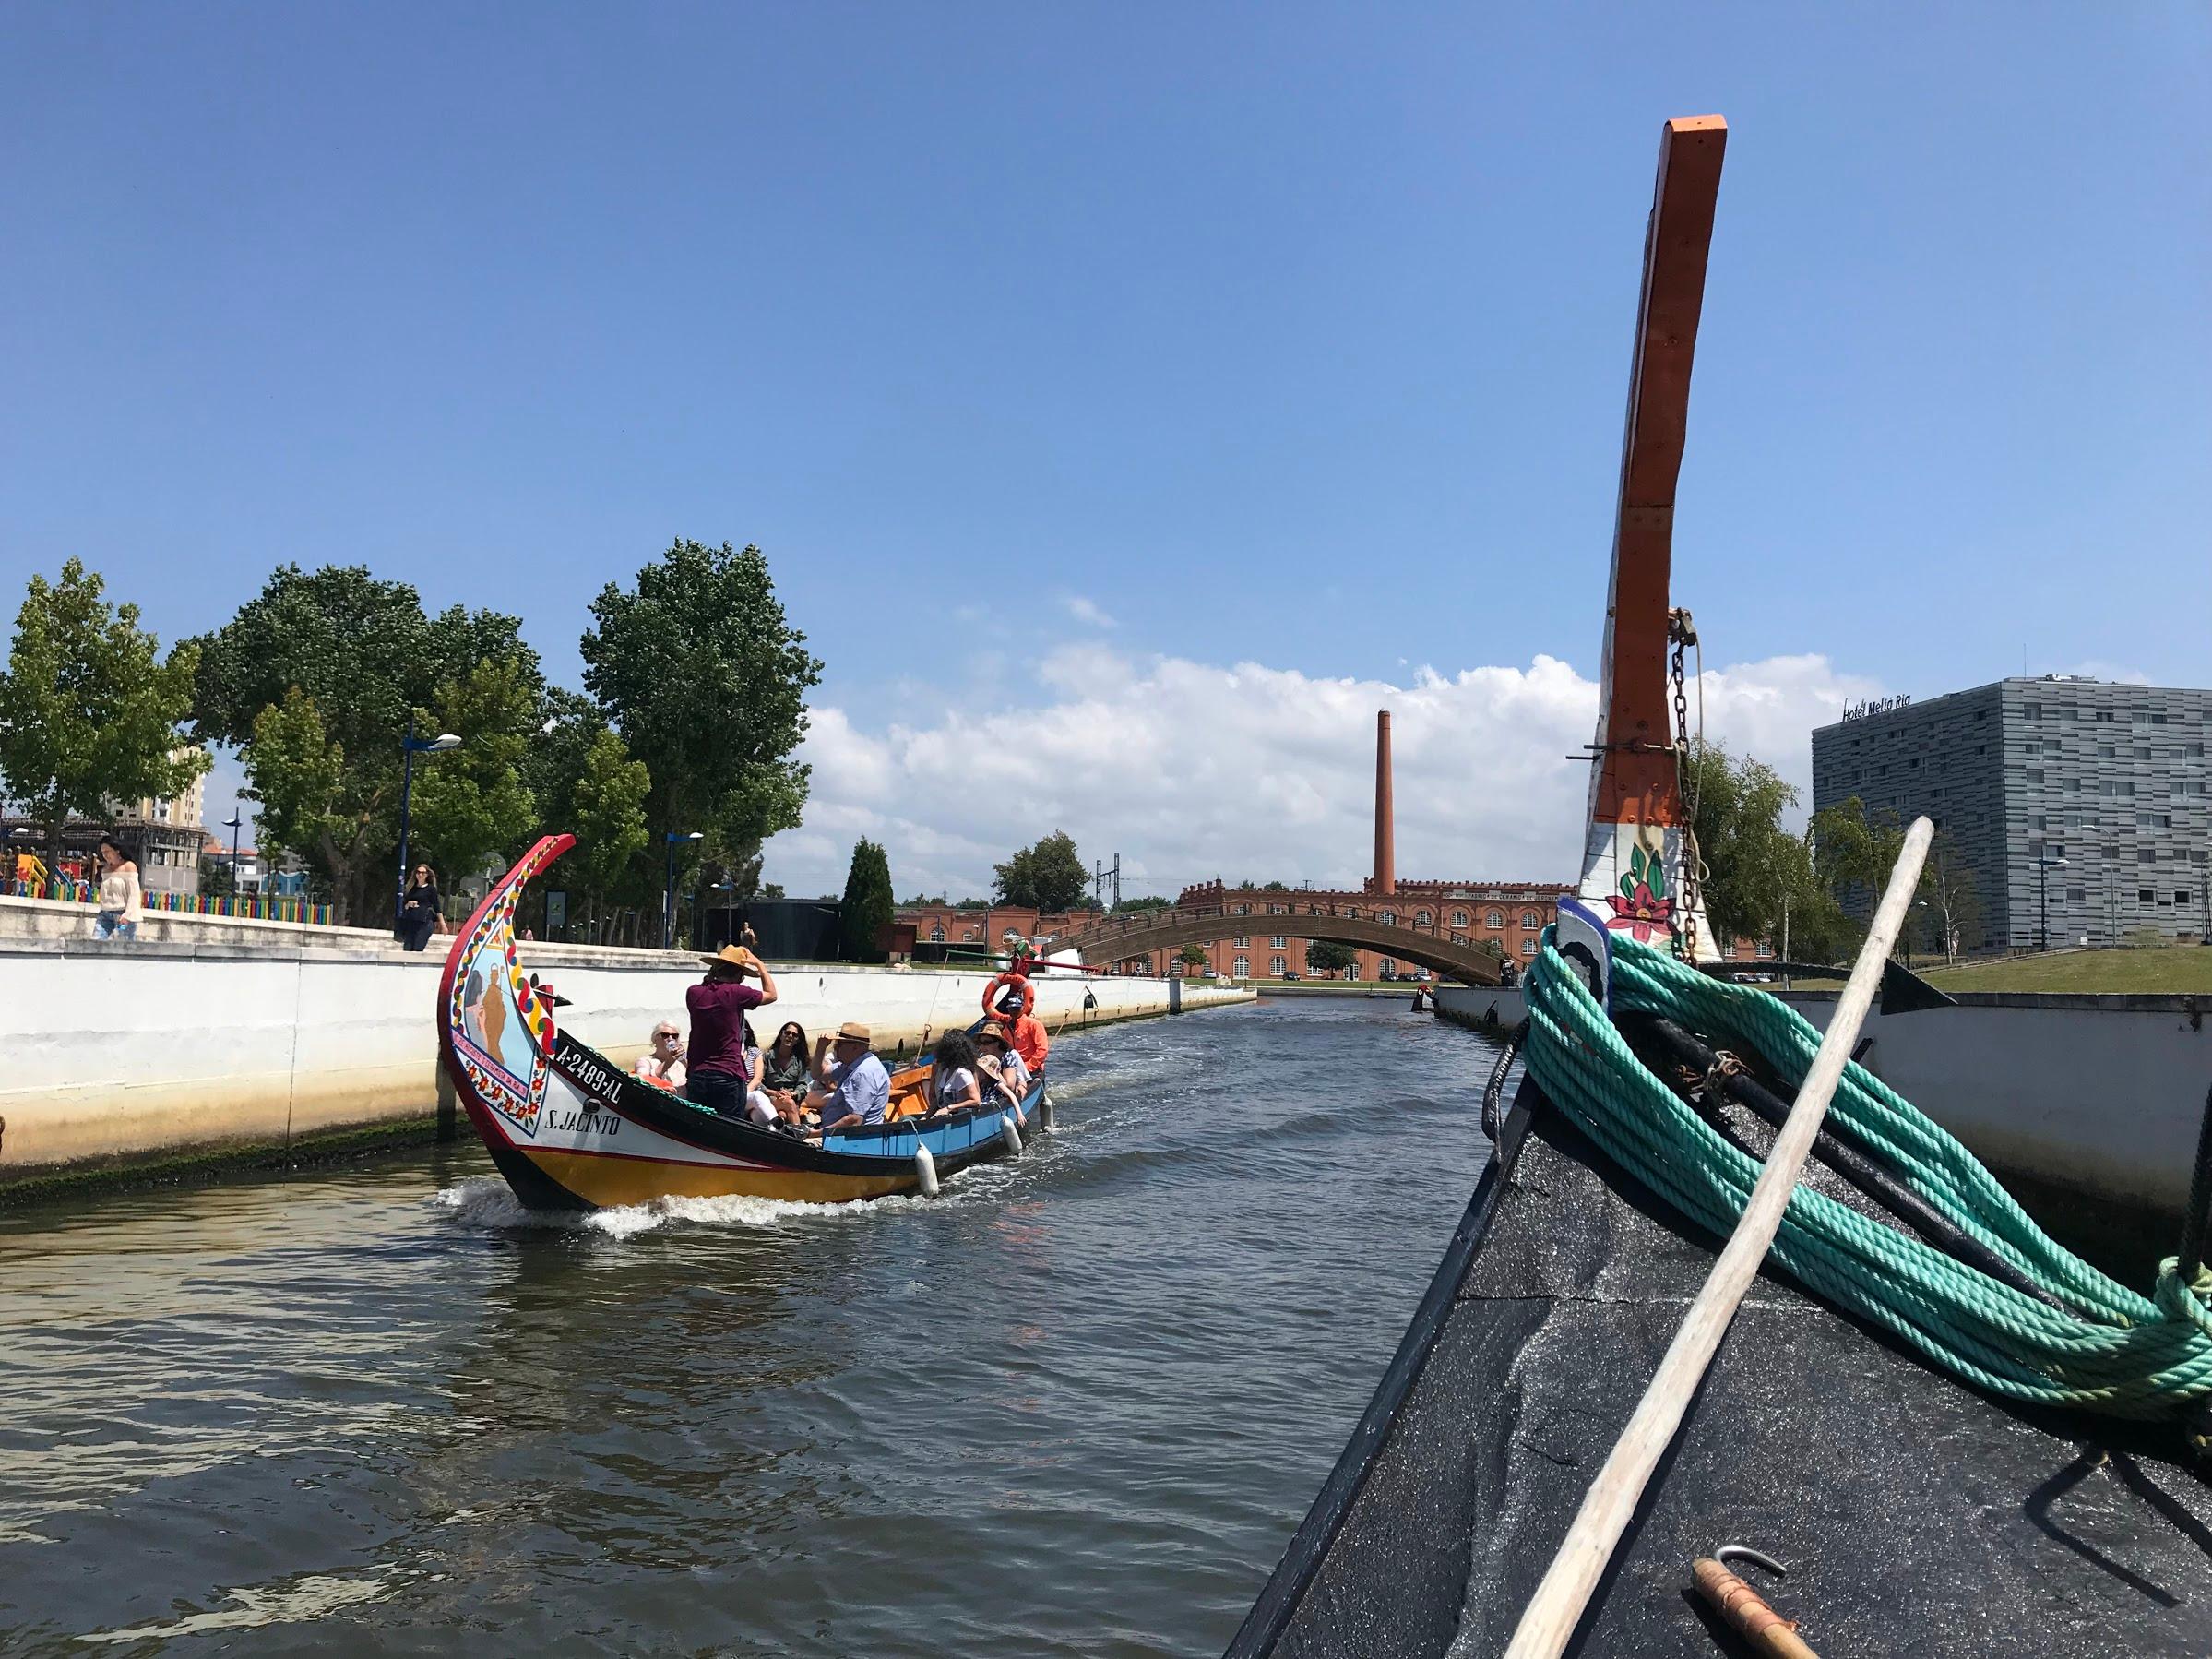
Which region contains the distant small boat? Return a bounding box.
[439,835,1045,1211]
[1409,985,1433,1012]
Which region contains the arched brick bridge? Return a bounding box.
[1058,903,1510,986]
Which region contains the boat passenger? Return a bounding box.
[760,1021,812,1116]
[809,1021,890,1136]
[973,1025,1029,1104]
[92,835,143,942]
[684,946,779,1120]
[989,985,1051,1074]
[924,1031,982,1118]
[634,1022,686,1090]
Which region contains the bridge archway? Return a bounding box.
[1061,909,1508,986]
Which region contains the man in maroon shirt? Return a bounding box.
[684,945,779,1119]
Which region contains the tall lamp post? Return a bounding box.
[396,721,462,925]
[711,877,735,949]
[2036,854,2067,953]
[663,831,704,949]
[222,812,244,902]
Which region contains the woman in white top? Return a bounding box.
[926,1030,982,1118]
[93,835,143,941]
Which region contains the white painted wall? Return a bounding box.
[0,939,1249,1184]
[1433,983,2209,1214]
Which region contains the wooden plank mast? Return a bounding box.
[1577,115,1727,961]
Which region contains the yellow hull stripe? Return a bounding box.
[522,1149,915,1208]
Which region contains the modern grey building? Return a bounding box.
[1811,676,2211,952]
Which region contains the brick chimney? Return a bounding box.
[1374,710,1396,897]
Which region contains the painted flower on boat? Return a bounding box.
[1607,839,1676,943]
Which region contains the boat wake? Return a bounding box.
[431,1175,953,1238]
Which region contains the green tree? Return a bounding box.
[838,838,895,963]
[580,541,823,891]
[1113,894,1171,913]
[1305,939,1358,976]
[1682,739,1866,961]
[188,566,540,924]
[1177,942,1210,972]
[1921,830,1985,961]
[569,727,652,940]
[0,560,208,851]
[244,689,360,907]
[993,830,1088,911]
[406,655,540,888]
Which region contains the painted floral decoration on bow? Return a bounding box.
[1606,839,1676,943]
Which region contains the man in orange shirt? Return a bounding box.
[988,979,1051,1073]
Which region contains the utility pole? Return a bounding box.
[1093,860,1105,908]
[1111,853,1122,911]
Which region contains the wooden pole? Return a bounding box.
[1502,816,1935,1659]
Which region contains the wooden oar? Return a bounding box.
[1502,816,1933,1659]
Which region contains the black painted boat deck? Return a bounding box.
[1231,1094,2212,1657]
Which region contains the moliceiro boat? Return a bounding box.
[440,834,1045,1211]
[1232,118,2212,1657]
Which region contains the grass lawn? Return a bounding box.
[1912,949,2212,995]
[1776,949,2212,995]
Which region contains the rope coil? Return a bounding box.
[1522,928,2212,1420]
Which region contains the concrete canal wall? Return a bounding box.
[1433,981,2210,1222]
[0,923,1250,1194]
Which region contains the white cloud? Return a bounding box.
[763,647,1883,901]
[1060,593,1117,629]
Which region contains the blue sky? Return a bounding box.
[3,6,2206,892]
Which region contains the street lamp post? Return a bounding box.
[222,812,244,902]
[663,831,704,949]
[2036,855,2068,953]
[711,877,736,949]
[395,720,462,926]
[1905,900,1930,969]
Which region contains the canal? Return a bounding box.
[1,996,1504,1655]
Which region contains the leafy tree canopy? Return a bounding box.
[190,564,539,760]
[569,727,653,919]
[839,838,894,963]
[406,655,541,887]
[188,565,541,923]
[1113,895,1171,913]
[580,541,823,872]
[1177,942,1210,966]
[1304,940,1358,973]
[0,559,207,841]
[993,830,1088,911]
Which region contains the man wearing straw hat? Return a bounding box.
[807,1021,890,1137]
[684,944,779,1120]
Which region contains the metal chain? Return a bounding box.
[1668,607,1702,963]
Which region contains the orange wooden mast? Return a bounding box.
[1576,115,1727,961]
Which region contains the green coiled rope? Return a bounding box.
[1520,928,2212,1422]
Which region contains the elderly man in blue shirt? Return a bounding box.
[808,1020,891,1136]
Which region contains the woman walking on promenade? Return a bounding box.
[93,835,142,941]
[398,865,442,952]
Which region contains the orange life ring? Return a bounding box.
[982,971,1034,1020]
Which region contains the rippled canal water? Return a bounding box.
[2,995,1505,1655]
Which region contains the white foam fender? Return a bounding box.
[913,1142,940,1199]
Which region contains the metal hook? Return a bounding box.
[1714,1544,1787,1578]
